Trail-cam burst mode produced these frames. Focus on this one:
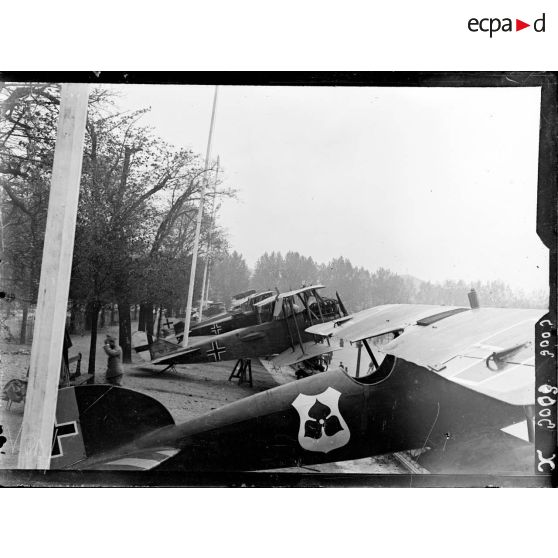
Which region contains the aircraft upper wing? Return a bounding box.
[232,290,275,308]
[255,285,325,308]
[307,304,467,342]
[382,307,546,406]
[231,289,257,301]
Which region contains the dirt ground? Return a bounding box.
[0,321,406,474]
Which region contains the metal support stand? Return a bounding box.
[160,363,177,374]
[229,358,253,387]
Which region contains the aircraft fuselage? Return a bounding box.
[104,357,529,473]
[151,312,319,365]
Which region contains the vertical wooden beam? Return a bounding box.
[18,84,89,469]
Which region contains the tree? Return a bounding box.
[209,250,251,306]
[1,84,67,342]
[251,252,285,292]
[0,84,115,348]
[319,257,374,312]
[72,97,212,365]
[1,83,235,368]
[370,267,415,305]
[282,252,319,290]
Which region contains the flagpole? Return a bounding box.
[198,156,220,319]
[181,85,219,348]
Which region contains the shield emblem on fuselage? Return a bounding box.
[292,387,350,453]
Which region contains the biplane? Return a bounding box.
[49,302,546,473]
[187,290,275,337]
[145,285,343,371]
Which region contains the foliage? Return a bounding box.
[208,250,251,306]
[0,84,62,303]
[0,84,235,359]
[248,250,547,312]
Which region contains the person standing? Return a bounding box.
[103,335,123,386]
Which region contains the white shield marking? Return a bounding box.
[292,387,350,453]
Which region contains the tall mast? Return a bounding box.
[181,85,219,348]
[198,156,220,320]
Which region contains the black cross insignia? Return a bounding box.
[164,316,172,328]
[207,341,227,361]
[51,420,78,458]
[0,425,6,450]
[210,323,223,335]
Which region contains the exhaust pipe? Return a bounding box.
[468,288,480,309]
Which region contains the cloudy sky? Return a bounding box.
[113,83,546,294]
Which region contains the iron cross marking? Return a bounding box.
[51,421,78,457]
[207,341,227,361]
[210,323,223,335]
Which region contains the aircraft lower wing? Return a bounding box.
[269,341,341,368]
[382,307,545,405]
[151,343,201,365]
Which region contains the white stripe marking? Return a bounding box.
[105,457,161,469]
[157,449,179,457]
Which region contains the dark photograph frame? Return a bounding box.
[0,71,556,487]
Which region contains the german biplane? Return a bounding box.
[145,285,343,371]
[187,290,275,337]
[49,302,546,473]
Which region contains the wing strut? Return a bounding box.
[288,297,306,355]
[282,299,297,351]
[336,291,349,317]
[362,339,379,370]
[313,289,328,323]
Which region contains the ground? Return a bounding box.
[0,320,406,474]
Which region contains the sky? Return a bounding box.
[111,83,547,295]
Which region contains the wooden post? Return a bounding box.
[18,84,89,469]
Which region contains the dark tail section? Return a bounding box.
[336,291,349,317]
[51,385,175,468]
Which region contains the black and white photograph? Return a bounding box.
[0,73,556,486]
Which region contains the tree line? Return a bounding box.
[211,250,547,312]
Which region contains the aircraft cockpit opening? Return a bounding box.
[350,354,398,385]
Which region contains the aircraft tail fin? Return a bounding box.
[51,385,175,469]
